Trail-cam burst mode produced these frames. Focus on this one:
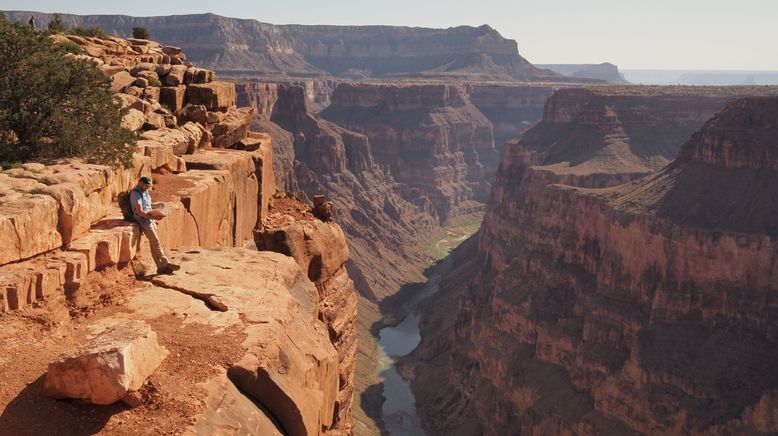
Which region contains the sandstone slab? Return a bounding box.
[183,150,258,245]
[145,248,339,436]
[139,127,190,156]
[185,371,284,436]
[186,82,237,110]
[43,318,168,405]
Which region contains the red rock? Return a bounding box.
[110,71,135,92]
[322,83,497,219]
[186,82,237,110]
[43,318,168,405]
[164,65,188,87]
[140,128,190,156]
[121,108,145,131]
[211,107,253,148]
[162,45,182,55]
[411,94,778,435]
[183,150,259,245]
[255,209,358,431]
[159,85,187,112]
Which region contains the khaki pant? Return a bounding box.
[139,221,170,269]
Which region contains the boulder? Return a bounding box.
[131,44,149,54]
[121,108,145,132]
[100,65,126,78]
[143,86,161,102]
[130,62,155,77]
[177,104,209,126]
[155,64,172,77]
[180,122,208,154]
[124,86,144,98]
[186,372,284,435]
[185,82,237,110]
[164,65,188,86]
[159,85,187,112]
[139,128,190,156]
[143,112,166,130]
[0,193,62,266]
[211,107,254,148]
[162,46,182,55]
[136,70,159,83]
[43,318,168,405]
[184,67,214,85]
[134,77,149,88]
[110,71,135,92]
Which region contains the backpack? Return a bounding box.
[118,188,141,222]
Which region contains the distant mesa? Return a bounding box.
[4,11,572,82]
[537,62,631,84]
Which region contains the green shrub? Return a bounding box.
[132,27,149,40]
[59,40,82,54]
[147,76,162,87]
[47,13,65,33]
[68,26,109,40]
[0,161,22,170]
[0,16,135,168]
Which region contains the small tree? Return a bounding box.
[68,26,109,40]
[132,26,149,40]
[47,13,64,33]
[0,16,135,168]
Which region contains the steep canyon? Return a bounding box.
[409,88,778,434]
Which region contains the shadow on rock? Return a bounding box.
[360,382,388,435]
[0,374,126,436]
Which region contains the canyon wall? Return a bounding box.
[409,89,778,434]
[5,11,566,81]
[0,35,357,435]
[467,83,558,152]
[238,82,442,302]
[321,83,499,216]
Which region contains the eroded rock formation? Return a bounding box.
[409,93,778,434]
[321,83,499,216]
[238,82,439,302]
[0,35,356,436]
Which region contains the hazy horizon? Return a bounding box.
[2,0,777,71]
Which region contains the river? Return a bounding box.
[376,222,479,435]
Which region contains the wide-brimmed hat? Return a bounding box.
[140,176,153,186]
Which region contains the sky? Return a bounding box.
[1,0,776,70]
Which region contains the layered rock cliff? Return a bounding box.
[321,83,499,216]
[467,83,558,152]
[0,35,357,435]
[504,87,741,189]
[238,82,440,303]
[409,94,778,434]
[6,11,564,81]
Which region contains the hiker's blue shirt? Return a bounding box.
[130,188,152,226]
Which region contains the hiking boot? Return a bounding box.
[157,265,176,275]
[167,263,181,271]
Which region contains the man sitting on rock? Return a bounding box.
[131,176,180,275]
